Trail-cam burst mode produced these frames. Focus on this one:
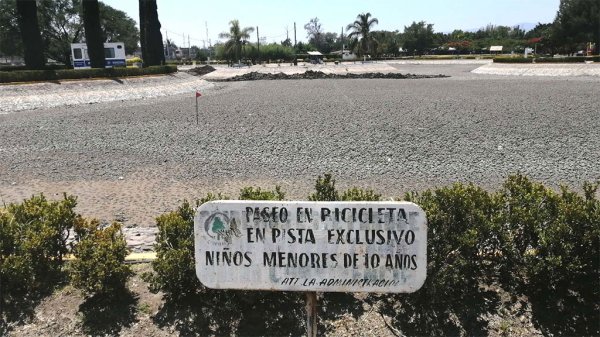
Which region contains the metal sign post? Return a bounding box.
[194,200,428,335]
[305,292,318,337]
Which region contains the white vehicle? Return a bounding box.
[71,42,126,68]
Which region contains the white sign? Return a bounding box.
[194,201,427,293]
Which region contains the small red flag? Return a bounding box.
[195,91,202,97]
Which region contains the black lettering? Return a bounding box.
[253,207,261,221]
[327,230,335,243]
[376,230,386,244]
[405,230,415,245]
[398,208,407,222]
[366,230,375,244]
[244,252,252,267]
[336,229,345,244]
[272,228,281,242]
[261,207,270,222]
[411,255,418,270]
[206,251,214,265]
[245,207,254,222]
[264,252,276,266]
[378,208,386,223]
[310,253,321,268]
[387,208,395,222]
[321,207,331,221]
[358,208,368,223]
[288,229,296,243]
[341,208,351,222]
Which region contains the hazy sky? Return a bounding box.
[101,0,560,47]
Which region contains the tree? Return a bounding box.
[37,0,83,66]
[1,0,138,65]
[219,19,254,63]
[553,0,600,53]
[0,0,22,59]
[98,2,139,55]
[281,37,292,47]
[139,0,164,66]
[346,12,379,57]
[304,17,324,51]
[524,23,555,54]
[402,21,435,56]
[15,0,45,68]
[372,30,401,57]
[81,0,105,68]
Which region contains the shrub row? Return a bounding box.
[144,173,599,336]
[0,64,70,72]
[494,56,600,63]
[0,194,131,317]
[0,65,177,83]
[1,175,597,335]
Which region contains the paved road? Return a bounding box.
[1,64,599,239]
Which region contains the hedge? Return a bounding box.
[494,56,600,63]
[0,65,177,83]
[144,173,598,336]
[0,64,70,72]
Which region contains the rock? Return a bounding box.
[218,70,449,82]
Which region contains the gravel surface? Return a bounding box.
[1,64,599,251]
[0,72,213,113]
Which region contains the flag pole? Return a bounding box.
[195,91,200,125]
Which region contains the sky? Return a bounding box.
[101,0,561,48]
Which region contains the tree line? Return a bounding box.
[215,0,597,62]
[1,0,597,68]
[1,0,165,69]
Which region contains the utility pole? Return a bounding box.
[188,34,191,59]
[294,22,297,65]
[257,26,260,64]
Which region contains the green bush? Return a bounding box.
[0,65,177,83]
[142,174,597,335]
[340,187,381,201]
[493,57,534,63]
[0,64,70,71]
[239,186,285,201]
[538,56,586,63]
[494,56,600,63]
[69,221,132,296]
[126,57,143,66]
[308,173,382,201]
[308,173,340,201]
[0,194,80,311]
[380,183,502,335]
[496,175,599,336]
[144,193,227,299]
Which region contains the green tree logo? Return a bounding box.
[211,216,226,233]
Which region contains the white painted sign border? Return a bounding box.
[194,200,427,293]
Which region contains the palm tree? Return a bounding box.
[81,0,105,68]
[15,0,45,69]
[346,13,379,59]
[219,20,254,64]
